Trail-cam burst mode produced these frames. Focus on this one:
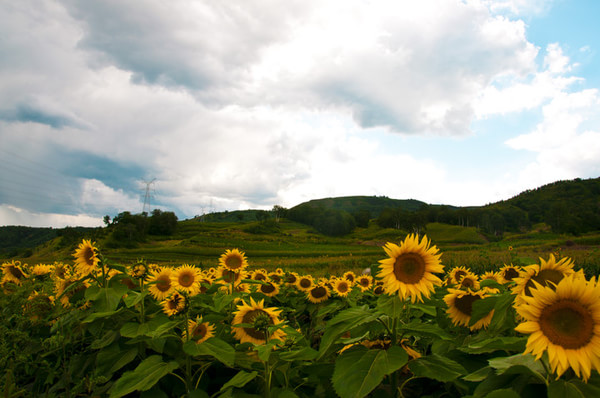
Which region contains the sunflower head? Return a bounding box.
[172,264,201,296]
[162,291,186,316]
[499,264,522,284]
[185,316,215,344]
[129,259,149,280]
[480,271,501,283]
[333,279,352,297]
[447,266,471,286]
[342,271,356,283]
[513,256,576,299]
[23,291,54,322]
[72,239,100,276]
[515,275,600,382]
[458,274,480,291]
[357,275,373,291]
[31,264,53,279]
[251,269,269,281]
[147,267,175,300]
[217,266,245,287]
[268,272,283,284]
[285,272,299,285]
[232,298,286,345]
[296,275,314,292]
[219,249,248,271]
[444,287,495,331]
[373,281,385,295]
[2,260,29,285]
[377,234,444,303]
[257,281,280,297]
[306,284,330,304]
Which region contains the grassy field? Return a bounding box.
[17,218,600,277]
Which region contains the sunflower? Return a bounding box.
[377,234,444,303]
[357,275,373,292]
[1,260,29,285]
[23,291,54,322]
[219,249,249,272]
[251,269,269,281]
[444,288,495,331]
[343,271,356,283]
[147,267,175,300]
[307,284,330,303]
[73,239,100,276]
[184,316,215,344]
[130,260,149,280]
[162,291,186,316]
[447,266,471,286]
[54,276,88,308]
[257,281,280,297]
[284,272,299,286]
[458,273,480,291]
[275,268,284,275]
[232,298,286,345]
[216,266,245,287]
[499,264,522,284]
[333,279,352,297]
[199,275,212,294]
[172,264,201,296]
[296,275,314,292]
[480,271,502,283]
[268,272,283,284]
[373,281,385,295]
[512,255,575,299]
[52,262,71,279]
[32,264,53,278]
[515,275,600,382]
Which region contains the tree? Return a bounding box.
[148,209,178,235]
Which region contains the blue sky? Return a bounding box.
[1,0,599,227]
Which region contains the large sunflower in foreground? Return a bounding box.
[377,234,444,303]
[73,239,100,276]
[184,316,215,344]
[515,275,600,382]
[172,264,202,296]
[219,249,249,272]
[147,267,175,300]
[444,287,495,331]
[232,298,286,345]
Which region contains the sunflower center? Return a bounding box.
[225,255,243,270]
[9,266,24,279]
[311,286,327,299]
[345,274,355,282]
[286,274,297,284]
[373,285,384,295]
[192,323,207,340]
[254,273,267,281]
[337,283,349,293]
[299,278,312,289]
[156,275,171,292]
[503,268,519,281]
[539,300,594,349]
[222,270,237,283]
[359,278,370,287]
[461,278,475,289]
[525,269,564,296]
[454,270,467,282]
[168,295,182,310]
[270,274,282,283]
[242,309,273,340]
[454,294,481,316]
[393,253,426,284]
[83,247,95,266]
[261,283,276,294]
[179,272,194,287]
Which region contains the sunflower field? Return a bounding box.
[2,235,600,397]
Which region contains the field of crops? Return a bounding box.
[2,233,600,397]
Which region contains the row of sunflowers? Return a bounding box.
[1,234,600,397]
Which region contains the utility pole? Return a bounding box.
[142,178,156,215]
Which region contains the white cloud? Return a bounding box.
[0,204,102,228]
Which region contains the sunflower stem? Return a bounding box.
[185,309,193,393]
[139,279,145,323]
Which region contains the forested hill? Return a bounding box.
[292,196,433,217]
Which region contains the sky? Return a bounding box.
[1,0,600,228]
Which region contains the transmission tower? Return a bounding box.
[142,178,156,214]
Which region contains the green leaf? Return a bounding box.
[83,309,123,323]
[108,355,179,398]
[469,296,497,326]
[183,338,236,367]
[411,303,437,317]
[483,389,520,398]
[458,336,526,354]
[255,342,276,362]
[488,293,515,332]
[120,314,172,338]
[318,306,380,359]
[279,346,319,361]
[214,294,236,312]
[463,366,492,382]
[86,287,123,312]
[376,295,405,319]
[488,353,545,377]
[95,346,138,377]
[332,346,408,398]
[218,370,258,393]
[398,321,453,340]
[123,291,147,308]
[409,354,467,382]
[480,279,503,290]
[90,330,119,349]
[548,380,585,398]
